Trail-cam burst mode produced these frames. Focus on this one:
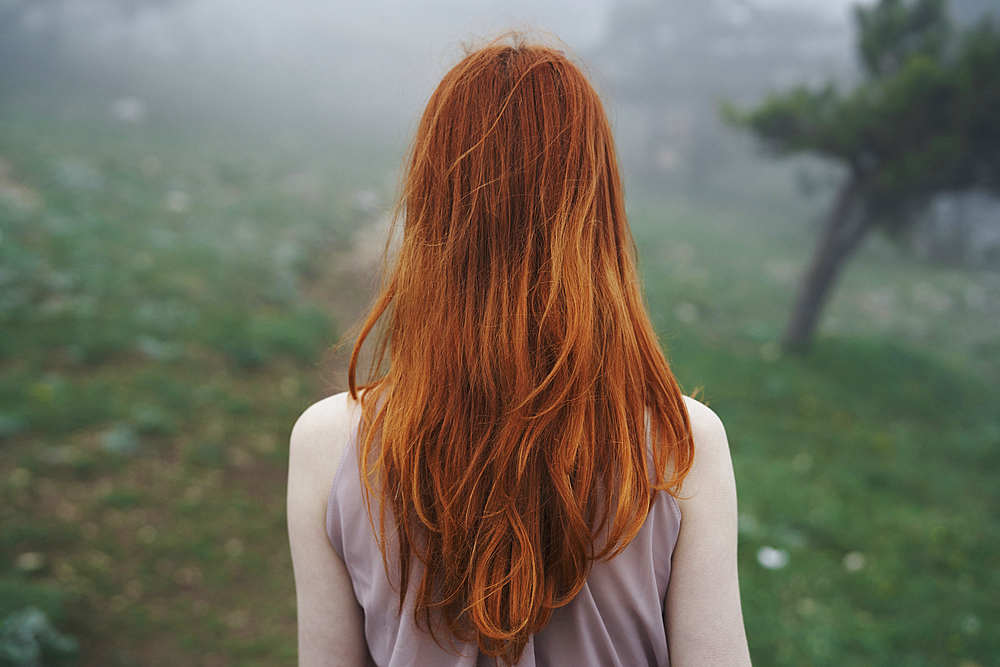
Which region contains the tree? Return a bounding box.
[725,0,1000,351]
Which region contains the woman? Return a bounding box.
[288,37,751,666]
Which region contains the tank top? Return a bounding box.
[326,424,681,667]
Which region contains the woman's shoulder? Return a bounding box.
[287,391,362,508]
[677,395,734,505]
[291,391,360,452]
[286,392,371,664]
[666,397,750,664]
[681,395,727,451]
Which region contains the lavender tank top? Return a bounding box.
[326,425,681,667]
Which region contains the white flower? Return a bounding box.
[757,546,789,569]
[843,551,866,572]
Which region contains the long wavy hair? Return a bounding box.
[348,36,693,666]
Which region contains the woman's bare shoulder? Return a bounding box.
[681,395,727,448]
[667,396,750,665]
[288,391,361,500]
[287,391,370,664]
[677,395,734,504]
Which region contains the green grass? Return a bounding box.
[629,189,1000,667]
[1,96,998,666]
[0,99,387,665]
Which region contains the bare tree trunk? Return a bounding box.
[783,176,872,352]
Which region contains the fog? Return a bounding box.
[3,3,1000,664]
[2,0,866,144]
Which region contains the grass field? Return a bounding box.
[1,98,998,666]
[628,189,1000,667]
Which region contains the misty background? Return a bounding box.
[3,0,866,175]
[6,0,998,261]
[2,1,999,665]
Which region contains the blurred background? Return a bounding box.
[1,0,998,665]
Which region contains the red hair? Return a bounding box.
[348,36,693,665]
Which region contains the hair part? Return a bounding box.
[348,35,693,666]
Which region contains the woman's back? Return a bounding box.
[326,410,681,667]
